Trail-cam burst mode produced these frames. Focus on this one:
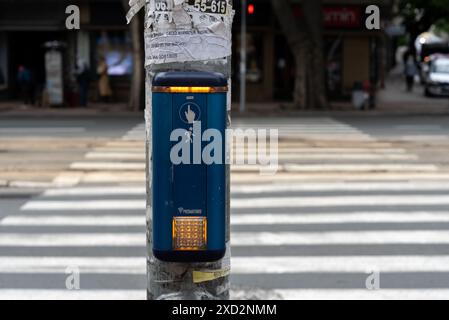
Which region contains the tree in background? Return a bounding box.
[121,0,144,111]
[398,0,449,50]
[271,0,328,109]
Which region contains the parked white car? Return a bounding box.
[424,56,449,97]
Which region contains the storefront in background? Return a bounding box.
[317,6,383,99]
[0,0,389,106]
[0,0,132,104]
[233,0,388,102]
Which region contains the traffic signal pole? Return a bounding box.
[240,0,247,113]
[125,0,234,300]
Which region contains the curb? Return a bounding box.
[0,110,143,118]
[1,106,449,118]
[6,180,56,189]
[232,109,449,118]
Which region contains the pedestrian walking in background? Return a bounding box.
[405,56,417,92]
[17,65,35,105]
[0,66,6,92]
[97,57,112,103]
[75,59,91,107]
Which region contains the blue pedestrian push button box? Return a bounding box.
[152,72,228,262]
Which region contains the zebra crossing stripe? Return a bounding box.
[231,164,438,173]
[0,290,145,300]
[236,147,404,152]
[80,172,145,183]
[91,149,407,154]
[1,256,449,274]
[74,173,449,184]
[232,181,449,193]
[92,147,144,153]
[231,212,449,225]
[282,164,438,172]
[0,289,446,300]
[0,257,144,273]
[21,194,449,210]
[0,233,144,246]
[232,194,449,208]
[231,231,449,245]
[70,162,438,172]
[70,162,145,170]
[231,256,449,273]
[0,215,145,226]
[21,200,145,211]
[41,181,449,196]
[0,128,86,134]
[44,186,146,196]
[273,289,449,300]
[85,153,145,160]
[231,173,449,182]
[2,231,449,246]
[4,212,449,227]
[84,152,416,161]
[263,154,417,160]
[104,142,143,147]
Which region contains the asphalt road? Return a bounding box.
[1,114,449,300]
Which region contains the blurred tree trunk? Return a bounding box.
[303,0,328,109]
[122,0,144,111]
[271,0,306,108]
[271,0,328,109]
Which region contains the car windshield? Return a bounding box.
[432,60,449,73]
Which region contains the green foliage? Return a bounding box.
[398,0,449,36]
[435,19,449,33]
[397,35,409,47]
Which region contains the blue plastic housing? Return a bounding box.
[152,72,227,262]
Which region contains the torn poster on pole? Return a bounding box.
[130,0,234,65]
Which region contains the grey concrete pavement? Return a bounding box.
[0,116,141,187]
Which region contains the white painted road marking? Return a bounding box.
[2,231,449,246]
[0,290,145,300]
[1,215,145,226]
[5,211,449,227]
[0,289,447,300]
[231,231,449,245]
[274,289,449,300]
[41,181,449,196]
[1,256,449,274]
[21,195,449,210]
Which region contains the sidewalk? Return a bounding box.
[233,68,449,116]
[1,72,449,117]
[0,101,142,118]
[233,89,449,118]
[376,66,449,114]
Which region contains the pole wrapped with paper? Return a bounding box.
[126,0,234,300]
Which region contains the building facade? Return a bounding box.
[0,0,131,104]
[0,0,394,106]
[233,0,394,102]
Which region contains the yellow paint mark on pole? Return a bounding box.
[193,268,230,284]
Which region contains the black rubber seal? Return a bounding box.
[153,249,226,263]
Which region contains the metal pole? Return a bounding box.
[240,0,247,113]
[145,1,233,301]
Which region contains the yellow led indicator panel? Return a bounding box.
[152,86,228,93]
[173,217,207,251]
